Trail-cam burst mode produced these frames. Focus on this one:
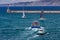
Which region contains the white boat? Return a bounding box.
[26,21,40,31]
[26,20,47,35]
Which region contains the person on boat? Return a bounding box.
[26,21,40,30]
[31,21,40,28]
[30,21,40,31]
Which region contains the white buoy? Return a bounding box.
[22,11,26,18]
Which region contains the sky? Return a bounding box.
[0,0,38,4]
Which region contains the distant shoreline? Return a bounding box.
[0,6,60,13]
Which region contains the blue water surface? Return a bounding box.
[0,6,60,40]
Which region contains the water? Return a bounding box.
[0,6,60,40]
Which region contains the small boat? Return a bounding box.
[31,21,40,31]
[26,20,47,35]
[26,21,40,31]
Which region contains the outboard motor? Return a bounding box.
[37,27,47,35]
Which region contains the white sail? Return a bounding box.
[23,11,25,17]
[22,11,26,18]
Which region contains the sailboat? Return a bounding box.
[39,10,46,20]
[22,11,26,18]
[22,5,26,18]
[7,4,10,13]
